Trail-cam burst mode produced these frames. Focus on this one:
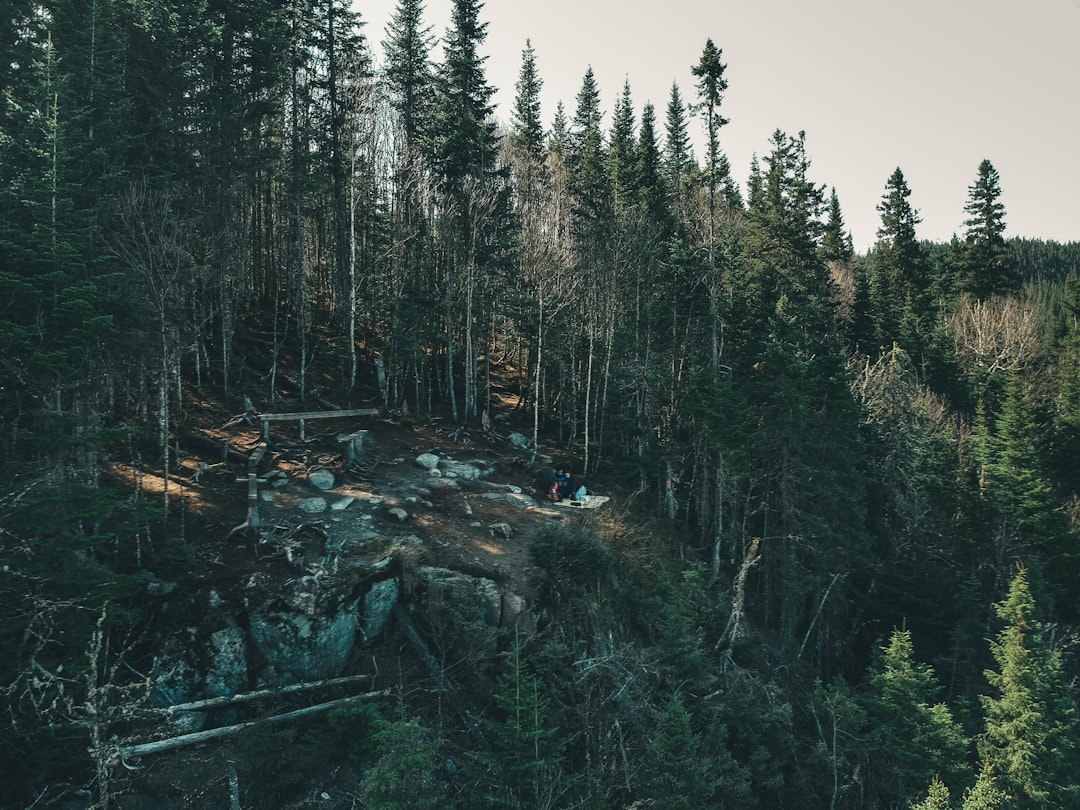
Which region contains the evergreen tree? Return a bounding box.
[870,167,931,351]
[608,78,638,213]
[383,0,434,149]
[663,81,694,198]
[820,187,854,264]
[959,160,1018,299]
[636,102,671,238]
[735,130,867,660]
[469,638,574,808]
[427,0,509,421]
[972,372,1069,577]
[976,567,1079,808]
[912,777,954,810]
[510,39,544,163]
[644,690,720,809]
[363,712,449,810]
[864,628,969,804]
[961,763,1008,810]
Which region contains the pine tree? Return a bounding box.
[976,567,1080,808]
[959,160,1019,299]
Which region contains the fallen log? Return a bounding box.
[110,688,391,760]
[152,673,371,714]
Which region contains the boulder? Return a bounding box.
[509,432,531,450]
[331,496,356,511]
[308,468,335,491]
[489,523,512,540]
[415,452,440,470]
[246,576,361,685]
[438,459,489,481]
[298,497,328,514]
[388,507,409,522]
[363,579,398,640]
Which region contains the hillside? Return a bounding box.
[29,359,677,808]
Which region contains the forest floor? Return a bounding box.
[109,356,622,609]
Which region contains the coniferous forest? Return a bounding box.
[3,0,1080,807]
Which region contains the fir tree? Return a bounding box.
[977,567,1079,808]
[820,187,854,264]
[469,638,574,808]
[663,81,694,197]
[383,0,434,149]
[959,160,1018,299]
[510,39,544,163]
[911,777,954,810]
[870,167,930,351]
[644,690,720,809]
[864,628,969,804]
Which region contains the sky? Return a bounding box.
[354,0,1079,251]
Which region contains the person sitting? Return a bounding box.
[568,471,586,500]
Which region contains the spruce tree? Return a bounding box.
[644,690,720,809]
[663,81,694,198]
[510,39,544,163]
[383,0,434,149]
[864,628,969,804]
[977,567,1079,808]
[870,167,930,351]
[469,638,574,808]
[959,160,1019,299]
[820,187,854,264]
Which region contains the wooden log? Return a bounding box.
[257,408,379,422]
[111,689,391,760]
[152,673,371,714]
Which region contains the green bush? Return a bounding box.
[528,524,613,591]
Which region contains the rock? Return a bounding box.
[388,507,408,522]
[146,579,177,596]
[363,579,398,640]
[507,485,522,494]
[308,468,335,491]
[489,523,512,540]
[509,432,531,450]
[247,577,362,686]
[249,606,359,686]
[500,592,535,632]
[415,452,440,470]
[479,491,537,508]
[331,496,356,511]
[439,459,489,481]
[260,491,275,502]
[205,621,249,697]
[298,497,328,513]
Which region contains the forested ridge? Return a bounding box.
[2,0,1080,807]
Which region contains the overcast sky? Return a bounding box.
[355,0,1079,250]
